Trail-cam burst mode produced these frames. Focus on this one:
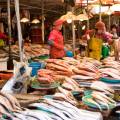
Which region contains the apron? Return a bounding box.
[88,35,103,60]
[0,39,4,47]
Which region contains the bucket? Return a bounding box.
[66,51,74,57]
[29,62,43,77]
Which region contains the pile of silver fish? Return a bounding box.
[0,92,103,120]
[100,58,120,80]
[0,92,21,119]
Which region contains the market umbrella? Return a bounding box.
[76,14,89,21]
[60,11,77,22]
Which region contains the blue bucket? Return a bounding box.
[66,51,74,57]
[29,62,45,77]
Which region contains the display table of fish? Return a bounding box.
[82,81,116,111]
[0,91,103,120]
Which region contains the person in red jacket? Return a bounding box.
[48,19,65,59]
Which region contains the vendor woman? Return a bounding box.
[48,19,65,59]
[82,21,112,60]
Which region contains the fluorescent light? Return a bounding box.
[20,17,29,23]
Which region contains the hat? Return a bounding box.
[95,21,105,30]
[53,19,64,26]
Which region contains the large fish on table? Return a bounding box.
[71,75,94,80]
[0,92,21,110]
[91,81,114,94]
[73,68,98,77]
[28,103,71,120]
[43,99,103,120]
[100,71,120,79]
[99,68,120,76]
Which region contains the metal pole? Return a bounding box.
[14,0,23,62]
[42,0,45,43]
[72,7,76,56]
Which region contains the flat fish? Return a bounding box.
[0,92,21,110]
[44,99,81,120]
[71,75,94,80]
[45,99,103,120]
[14,112,26,120]
[0,95,13,111]
[29,103,71,120]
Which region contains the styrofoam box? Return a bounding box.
[0,61,7,71]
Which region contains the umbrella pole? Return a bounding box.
[72,7,76,56]
[42,0,45,43]
[14,0,23,62]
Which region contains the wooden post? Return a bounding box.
[14,0,23,62]
[87,0,89,30]
[99,4,102,21]
[72,7,76,56]
[42,0,45,43]
[7,0,13,70]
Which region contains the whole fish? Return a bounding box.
[100,71,120,79]
[28,103,71,120]
[91,81,114,94]
[73,68,97,77]
[85,98,102,111]
[0,92,21,110]
[14,112,26,120]
[51,99,102,120]
[71,75,94,80]
[94,99,109,111]
[0,95,13,111]
[43,99,82,120]
[99,68,120,75]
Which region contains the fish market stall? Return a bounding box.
[1,0,120,120]
[1,56,120,119]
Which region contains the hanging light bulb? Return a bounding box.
[82,25,86,30]
[106,7,113,15]
[31,19,40,24]
[20,17,29,23]
[74,25,76,28]
[80,19,83,21]
[67,19,72,23]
